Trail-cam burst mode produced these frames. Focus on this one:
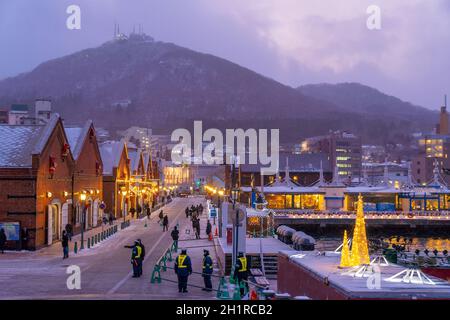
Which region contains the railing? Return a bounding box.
[150,240,248,300]
[274,210,450,220]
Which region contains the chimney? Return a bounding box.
[439,95,449,135]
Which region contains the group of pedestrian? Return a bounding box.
[125,239,145,278]
[174,248,214,293]
[185,204,204,218]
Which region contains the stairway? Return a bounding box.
[250,255,278,279]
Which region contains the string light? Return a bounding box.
[340,230,351,268]
[349,194,370,266]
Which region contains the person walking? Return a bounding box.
[193,217,201,239]
[62,230,69,259]
[130,207,136,219]
[171,226,179,249]
[65,223,73,241]
[125,240,142,278]
[158,210,164,224]
[174,249,192,293]
[146,206,151,220]
[234,252,249,297]
[109,214,113,226]
[185,207,189,218]
[202,249,213,291]
[206,220,212,239]
[0,228,7,254]
[162,214,169,232]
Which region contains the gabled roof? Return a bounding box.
[99,140,127,175]
[128,149,142,172]
[0,114,60,168]
[64,120,93,160]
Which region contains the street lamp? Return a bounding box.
[79,192,87,250]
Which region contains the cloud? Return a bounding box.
[206,1,448,74]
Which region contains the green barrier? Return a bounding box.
[150,265,162,283]
[216,277,231,300]
[164,249,173,262]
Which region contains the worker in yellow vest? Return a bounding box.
[174,249,192,293]
[234,252,249,296]
[125,240,142,278]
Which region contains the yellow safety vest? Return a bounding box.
[178,255,187,268]
[136,246,142,259]
[238,257,247,272]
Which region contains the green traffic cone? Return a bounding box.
[232,284,241,300]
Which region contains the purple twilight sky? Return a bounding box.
[0,0,449,109]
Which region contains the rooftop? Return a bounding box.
[280,250,450,299]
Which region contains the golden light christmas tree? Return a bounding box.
[350,194,370,266]
[339,230,351,268]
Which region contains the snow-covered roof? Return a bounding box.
[241,185,324,194]
[64,120,93,160]
[32,114,60,155]
[246,207,272,217]
[0,125,45,167]
[128,149,142,172]
[99,140,127,175]
[142,152,151,170]
[0,114,60,168]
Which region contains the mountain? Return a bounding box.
[0,34,437,144]
[298,82,436,127]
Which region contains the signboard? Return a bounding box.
[230,207,246,226]
[209,208,217,218]
[0,222,20,241]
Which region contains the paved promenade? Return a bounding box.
[0,196,220,300]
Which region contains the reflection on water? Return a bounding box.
[316,237,450,252]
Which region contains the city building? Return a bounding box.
[0,107,8,124]
[0,115,74,249]
[99,140,131,220]
[119,126,152,150]
[301,131,362,179]
[413,103,450,185]
[64,120,104,234]
[8,104,29,125]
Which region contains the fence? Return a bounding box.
[73,225,118,253]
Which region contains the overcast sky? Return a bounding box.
[0,0,449,109]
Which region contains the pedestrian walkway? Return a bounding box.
[149,199,222,299]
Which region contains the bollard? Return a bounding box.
[92,236,95,245]
[87,238,91,249]
[74,241,78,254]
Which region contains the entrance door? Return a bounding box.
[62,203,69,234]
[47,205,53,245]
[52,205,59,241]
